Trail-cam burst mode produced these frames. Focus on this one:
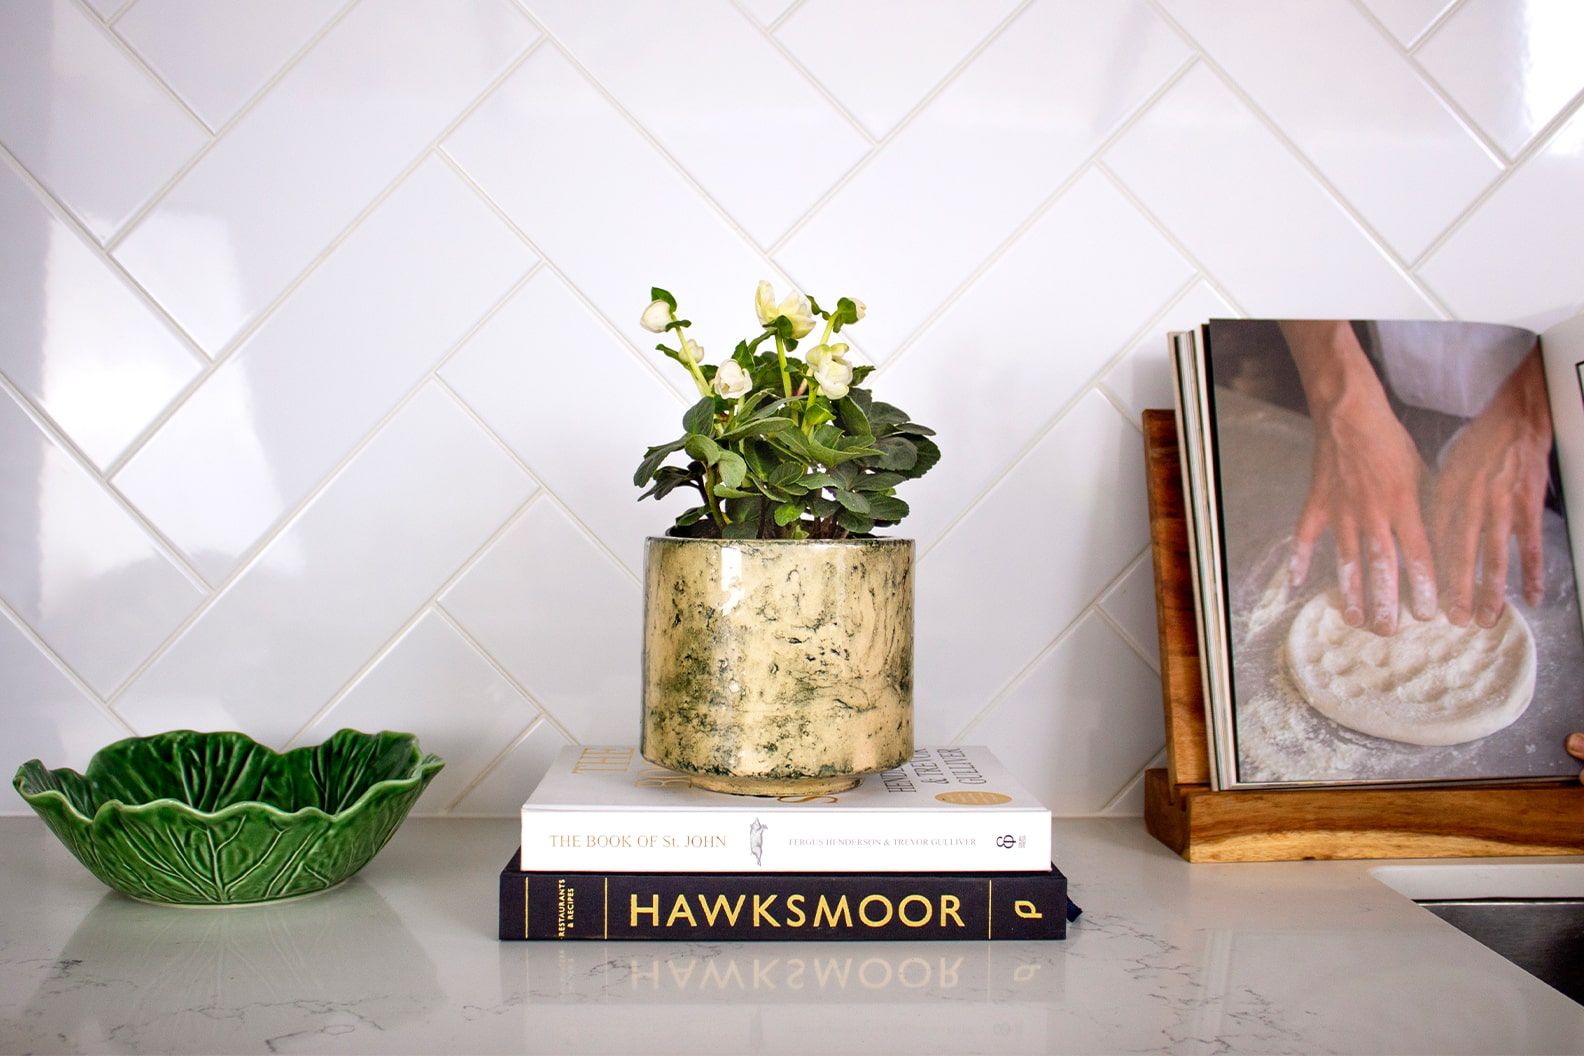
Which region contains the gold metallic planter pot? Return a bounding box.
[641,536,915,796]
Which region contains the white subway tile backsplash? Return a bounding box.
[0,608,129,812]
[1418,105,1584,328]
[440,272,685,576]
[775,0,1192,362]
[0,160,200,468]
[113,158,535,582]
[115,385,536,744]
[527,0,869,245]
[297,612,541,811]
[1,1,1574,814]
[441,500,641,746]
[1160,0,1498,261]
[915,391,1148,744]
[1415,0,1584,159]
[112,0,537,353]
[0,0,205,241]
[442,46,780,399]
[879,169,1191,549]
[0,389,202,696]
[776,0,1022,138]
[1105,65,1440,318]
[114,0,343,130]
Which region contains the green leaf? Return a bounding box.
[864,494,909,522]
[837,397,871,437]
[831,296,861,333]
[650,286,676,310]
[909,435,941,478]
[834,489,870,514]
[853,472,906,492]
[663,319,691,332]
[720,416,794,441]
[633,437,687,486]
[682,398,716,436]
[836,509,874,534]
[712,484,755,499]
[873,435,918,471]
[676,506,708,526]
[685,434,723,466]
[774,502,804,526]
[766,461,806,488]
[716,450,748,488]
[892,421,936,437]
[807,294,825,317]
[807,495,838,518]
[867,401,910,426]
[850,364,875,384]
[775,428,880,468]
[639,465,695,501]
[798,472,842,489]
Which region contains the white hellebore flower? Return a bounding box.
[806,342,853,400]
[754,280,816,339]
[679,338,705,365]
[639,298,672,333]
[713,359,752,399]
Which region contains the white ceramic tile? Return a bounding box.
[1418,105,1584,329]
[527,0,868,245]
[775,0,1021,137]
[1099,557,1160,671]
[82,0,122,16]
[111,0,536,353]
[115,385,535,744]
[880,170,1191,548]
[1099,747,1166,817]
[775,0,1191,363]
[915,391,1148,743]
[449,718,571,816]
[1360,0,1457,46]
[115,0,341,130]
[966,613,1163,814]
[1161,0,1498,260]
[1101,282,1236,422]
[114,159,534,583]
[0,388,202,696]
[443,46,780,399]
[440,272,683,576]
[0,608,129,813]
[0,0,205,240]
[297,611,541,813]
[1416,0,1584,157]
[0,160,199,468]
[441,500,641,745]
[1105,65,1439,318]
[739,0,797,24]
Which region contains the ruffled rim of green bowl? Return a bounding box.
[13,729,445,827]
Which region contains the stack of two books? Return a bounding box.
[500,746,1078,942]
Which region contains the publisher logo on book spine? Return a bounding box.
[995,834,1026,850]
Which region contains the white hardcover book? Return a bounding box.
[520,746,1052,873]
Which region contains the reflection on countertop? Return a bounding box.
[2,817,1581,1054]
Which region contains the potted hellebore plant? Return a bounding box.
[633,281,939,795]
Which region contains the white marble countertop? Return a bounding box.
[2,816,1582,1054]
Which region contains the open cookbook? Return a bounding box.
[1172,314,1584,790]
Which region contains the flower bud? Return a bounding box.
[640,299,672,333]
[713,360,752,399]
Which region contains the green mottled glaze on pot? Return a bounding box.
[642,536,914,796]
[13,729,443,906]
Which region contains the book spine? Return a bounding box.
[500,869,1067,942]
[520,809,1051,873]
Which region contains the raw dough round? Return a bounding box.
[1283,591,1536,746]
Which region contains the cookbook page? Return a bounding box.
[1538,311,1584,616]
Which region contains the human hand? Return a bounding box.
[1281,322,1436,635]
[1567,733,1584,784]
[1430,350,1550,628]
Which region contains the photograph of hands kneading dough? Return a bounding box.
[1196,318,1584,788]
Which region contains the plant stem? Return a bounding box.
[672,310,712,397]
[774,333,793,401]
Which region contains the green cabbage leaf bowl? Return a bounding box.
[13,729,443,906]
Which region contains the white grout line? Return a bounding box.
[97,38,550,485]
[103,0,140,23]
[0,372,214,594]
[765,0,808,34]
[432,147,692,413]
[432,602,583,749]
[102,0,365,252]
[872,53,1203,374]
[764,0,1037,258]
[279,494,548,750]
[68,0,215,136]
[0,599,137,738]
[441,715,562,814]
[727,0,878,144]
[1346,0,1508,169]
[948,549,1150,748]
[1092,561,1161,675]
[1405,0,1468,52]
[916,272,1201,562]
[1145,0,1455,319]
[1093,746,1168,816]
